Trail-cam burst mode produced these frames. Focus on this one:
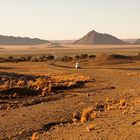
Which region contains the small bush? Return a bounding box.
[80,54,88,59]
[75,54,88,60]
[119,99,127,110]
[31,57,39,62]
[46,55,54,60]
[75,55,80,60]
[31,132,39,140]
[25,56,32,61]
[89,54,96,58]
[81,107,93,123]
[87,123,96,132]
[0,57,5,62]
[61,56,73,61]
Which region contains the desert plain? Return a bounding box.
[0,44,140,140]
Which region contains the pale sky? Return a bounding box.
[0,0,140,40]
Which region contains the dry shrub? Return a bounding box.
[120,99,127,106]
[28,73,93,96]
[41,91,47,97]
[87,123,96,132]
[72,118,79,123]
[75,55,80,60]
[31,78,47,89]
[107,103,120,111]
[80,54,88,59]
[17,80,25,87]
[31,132,39,140]
[95,102,105,112]
[28,78,50,90]
[52,73,94,82]
[119,99,127,110]
[89,54,96,58]
[106,105,111,111]
[105,98,114,104]
[13,93,17,98]
[72,112,80,123]
[81,107,93,123]
[28,78,52,96]
[105,98,128,111]
[0,83,9,89]
[73,112,79,119]
[105,98,119,111]
[60,56,73,61]
[46,55,54,60]
[0,72,94,97]
[90,112,98,119]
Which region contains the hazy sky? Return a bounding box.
[0,0,140,40]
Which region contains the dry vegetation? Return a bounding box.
[0,45,140,140]
[0,53,97,63]
[0,72,94,93]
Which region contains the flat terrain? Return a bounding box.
[0,45,140,140]
[0,44,140,56]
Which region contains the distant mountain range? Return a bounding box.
[0,31,140,45]
[0,35,50,45]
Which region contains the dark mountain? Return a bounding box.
[0,35,50,45]
[74,30,128,45]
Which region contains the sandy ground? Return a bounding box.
[0,46,140,140]
[0,44,140,56]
